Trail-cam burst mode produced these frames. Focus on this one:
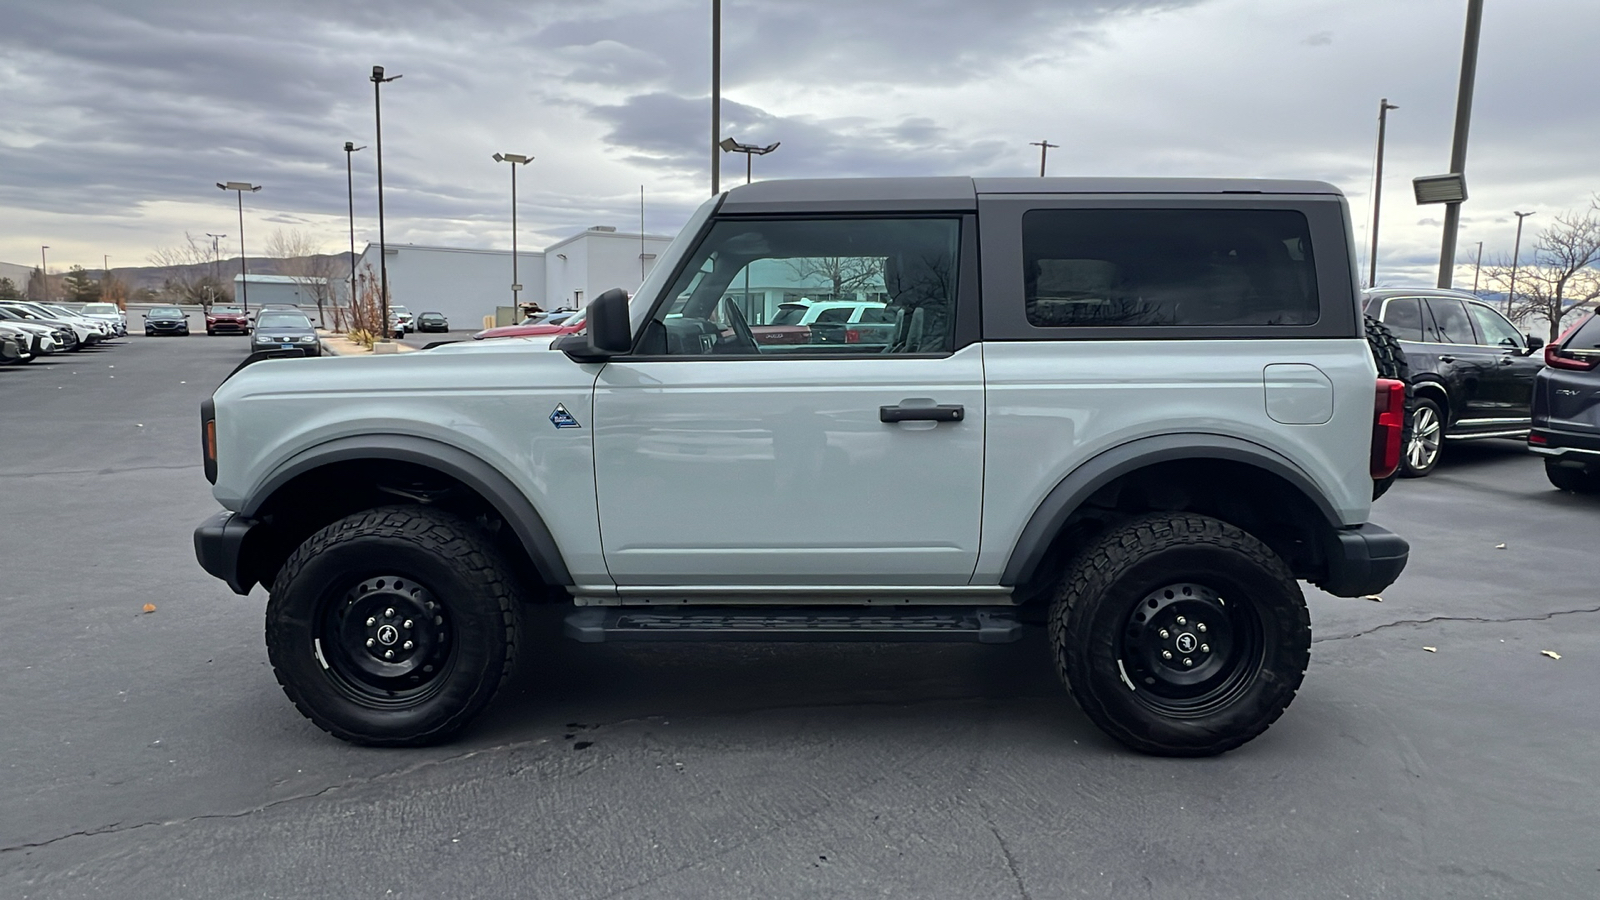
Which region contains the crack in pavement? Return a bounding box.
[0,463,196,480]
[988,822,1032,900]
[1313,605,1600,644]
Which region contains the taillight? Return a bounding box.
[845,329,861,343]
[1544,343,1598,371]
[1371,378,1405,480]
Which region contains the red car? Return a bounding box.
[472,310,586,341]
[206,306,250,336]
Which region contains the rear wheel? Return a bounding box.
[266,506,519,746]
[1402,397,1443,477]
[1050,513,1310,756]
[1545,459,1600,494]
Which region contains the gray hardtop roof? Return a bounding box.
[719,176,1343,213]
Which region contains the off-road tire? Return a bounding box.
[1545,459,1600,494]
[266,505,519,746]
[1050,513,1310,757]
[1365,315,1412,499]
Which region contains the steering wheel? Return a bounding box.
[716,297,760,354]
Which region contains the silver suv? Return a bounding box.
[195,177,1409,756]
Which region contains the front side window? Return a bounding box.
[1021,208,1319,328]
[646,218,960,356]
[1465,302,1522,349]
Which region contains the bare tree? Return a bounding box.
[1482,199,1600,341]
[267,228,338,327]
[782,256,885,300]
[148,233,231,307]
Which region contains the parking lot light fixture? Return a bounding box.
[372,65,402,336]
[1509,210,1535,305]
[216,182,262,313]
[1369,99,1399,288]
[492,153,534,308]
[344,142,366,324]
[718,138,780,185]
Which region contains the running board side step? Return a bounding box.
[564,606,1023,644]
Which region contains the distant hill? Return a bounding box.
[115,253,356,293]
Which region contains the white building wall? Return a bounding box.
[545,228,674,311]
[354,244,547,331]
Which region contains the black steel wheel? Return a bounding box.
[266,505,519,746]
[1050,513,1310,756]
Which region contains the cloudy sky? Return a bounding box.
[2,0,1596,285]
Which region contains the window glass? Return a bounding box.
[1566,313,1600,350]
[258,314,311,328]
[1021,208,1319,327]
[1380,297,1424,342]
[1425,298,1476,344]
[651,218,960,356]
[1465,302,1521,348]
[858,307,897,324]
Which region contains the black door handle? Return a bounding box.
[1439,355,1456,363]
[881,404,965,423]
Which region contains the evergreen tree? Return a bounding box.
[0,277,21,301]
[64,266,102,303]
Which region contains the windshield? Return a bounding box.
[151,307,183,316]
[390,307,410,315]
[82,304,118,314]
[258,314,311,328]
[213,307,243,315]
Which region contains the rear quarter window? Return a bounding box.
[1021,208,1319,328]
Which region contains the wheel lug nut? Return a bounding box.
[385,608,395,618]
[1183,657,1193,667]
[1201,643,1210,653]
[366,638,375,647]
[1197,623,1207,633]
[403,619,413,629]
[1176,616,1187,625]
[1161,650,1173,660]
[384,650,394,660]
[365,617,376,627]
[403,641,414,650]
[1159,629,1170,639]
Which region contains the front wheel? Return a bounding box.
[1050,513,1310,756]
[266,506,520,746]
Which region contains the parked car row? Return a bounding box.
[750,299,899,346]
[0,300,123,365]
[1366,287,1600,494]
[472,308,585,340]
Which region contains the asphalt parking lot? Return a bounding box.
[3,335,1597,899]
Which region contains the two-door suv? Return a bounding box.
[195,177,1409,756]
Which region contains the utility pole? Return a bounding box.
[39,246,48,302]
[1508,211,1535,308]
[343,142,365,324]
[1435,0,1484,288]
[711,0,721,196]
[1472,240,1484,293]
[372,65,402,338]
[1369,99,1399,288]
[1030,140,1059,177]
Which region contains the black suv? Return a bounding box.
[1529,308,1600,492]
[1364,288,1545,477]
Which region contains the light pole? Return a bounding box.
[1030,139,1059,177]
[372,65,402,337]
[1369,99,1399,288]
[39,246,48,302]
[1508,210,1535,307]
[1435,0,1484,288]
[711,0,721,196]
[1472,240,1484,293]
[492,152,534,309]
[205,232,226,305]
[343,142,366,324]
[216,182,261,313]
[718,138,779,184]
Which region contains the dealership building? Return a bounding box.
[348,226,676,330]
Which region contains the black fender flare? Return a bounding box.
[242,434,573,586]
[999,433,1342,587]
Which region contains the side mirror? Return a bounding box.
[1526,334,1545,353]
[562,288,631,362]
